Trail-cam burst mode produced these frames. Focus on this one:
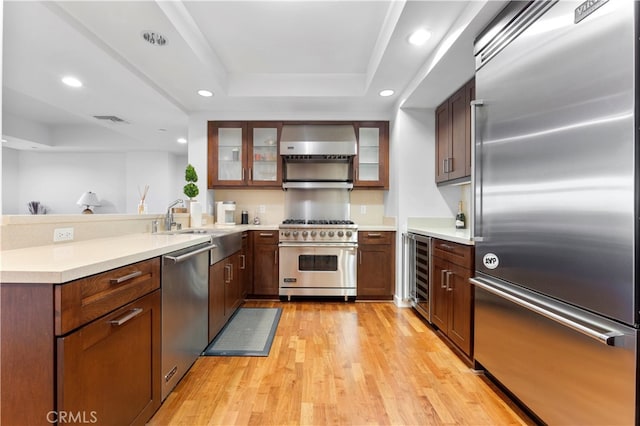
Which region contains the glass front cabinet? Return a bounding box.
[208,121,283,188]
[354,121,389,189]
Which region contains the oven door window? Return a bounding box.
[298,255,338,272]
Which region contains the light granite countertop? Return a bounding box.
[0,222,397,285]
[406,217,473,245]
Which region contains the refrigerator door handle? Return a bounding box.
[471,99,484,242]
[470,277,623,346]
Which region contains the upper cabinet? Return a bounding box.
[435,78,475,185]
[208,121,283,188]
[354,121,389,189]
[208,120,389,189]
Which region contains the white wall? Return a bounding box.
[2,148,186,214]
[388,106,471,301]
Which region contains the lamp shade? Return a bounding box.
[77,191,100,214]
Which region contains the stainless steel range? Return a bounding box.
[279,219,358,300]
[278,124,359,300]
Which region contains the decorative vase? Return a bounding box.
[189,200,202,227]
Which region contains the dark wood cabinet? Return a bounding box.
[357,231,396,300]
[57,290,161,426]
[209,249,244,341]
[209,260,227,341]
[251,231,279,297]
[207,121,283,188]
[435,78,475,184]
[209,121,390,189]
[239,231,251,298]
[431,239,474,358]
[1,258,162,426]
[354,121,389,189]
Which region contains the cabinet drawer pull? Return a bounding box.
[110,308,143,326]
[366,233,382,238]
[260,232,274,237]
[439,243,455,251]
[109,270,142,285]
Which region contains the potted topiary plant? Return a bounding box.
[183,164,199,201]
[183,164,202,227]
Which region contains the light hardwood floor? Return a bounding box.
[148,301,533,425]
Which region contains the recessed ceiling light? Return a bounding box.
[408,29,431,46]
[62,76,82,88]
[177,138,187,144]
[198,89,213,97]
[379,89,395,97]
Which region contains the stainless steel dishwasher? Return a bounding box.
[161,241,215,400]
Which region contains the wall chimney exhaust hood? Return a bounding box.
[280,124,357,189]
[280,124,357,159]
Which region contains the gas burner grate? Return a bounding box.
[282,219,355,225]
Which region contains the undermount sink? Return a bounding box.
[163,228,228,237]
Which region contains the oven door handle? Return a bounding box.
[278,242,358,249]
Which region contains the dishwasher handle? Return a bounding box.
[163,244,217,264]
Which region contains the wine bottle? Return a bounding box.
[455,201,466,229]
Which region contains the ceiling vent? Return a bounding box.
[93,115,128,124]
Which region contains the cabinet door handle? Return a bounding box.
[442,159,447,174]
[446,271,454,291]
[260,232,274,237]
[225,264,231,283]
[240,254,246,270]
[274,250,278,265]
[359,251,362,265]
[230,263,234,281]
[249,168,253,181]
[110,270,142,284]
[110,308,143,326]
[242,168,245,181]
[441,270,448,288]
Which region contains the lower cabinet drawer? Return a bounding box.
[55,258,160,335]
[56,290,161,426]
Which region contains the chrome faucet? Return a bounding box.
[165,199,184,231]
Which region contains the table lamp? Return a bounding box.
[77,191,100,214]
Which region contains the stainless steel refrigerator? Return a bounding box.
[471,1,638,424]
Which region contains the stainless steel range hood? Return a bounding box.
[280,125,357,159]
[280,124,357,189]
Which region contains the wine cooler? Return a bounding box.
[404,233,431,322]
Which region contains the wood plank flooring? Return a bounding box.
[148,301,533,425]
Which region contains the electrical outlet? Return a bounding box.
[53,227,74,242]
[259,205,266,214]
[360,205,367,214]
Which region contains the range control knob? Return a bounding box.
[302,231,309,238]
[346,231,352,238]
[310,231,317,237]
[337,231,344,237]
[283,231,291,237]
[328,231,335,237]
[320,231,326,237]
[292,231,299,237]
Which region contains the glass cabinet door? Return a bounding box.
[355,122,388,188]
[248,122,282,186]
[218,128,244,181]
[208,122,247,187]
